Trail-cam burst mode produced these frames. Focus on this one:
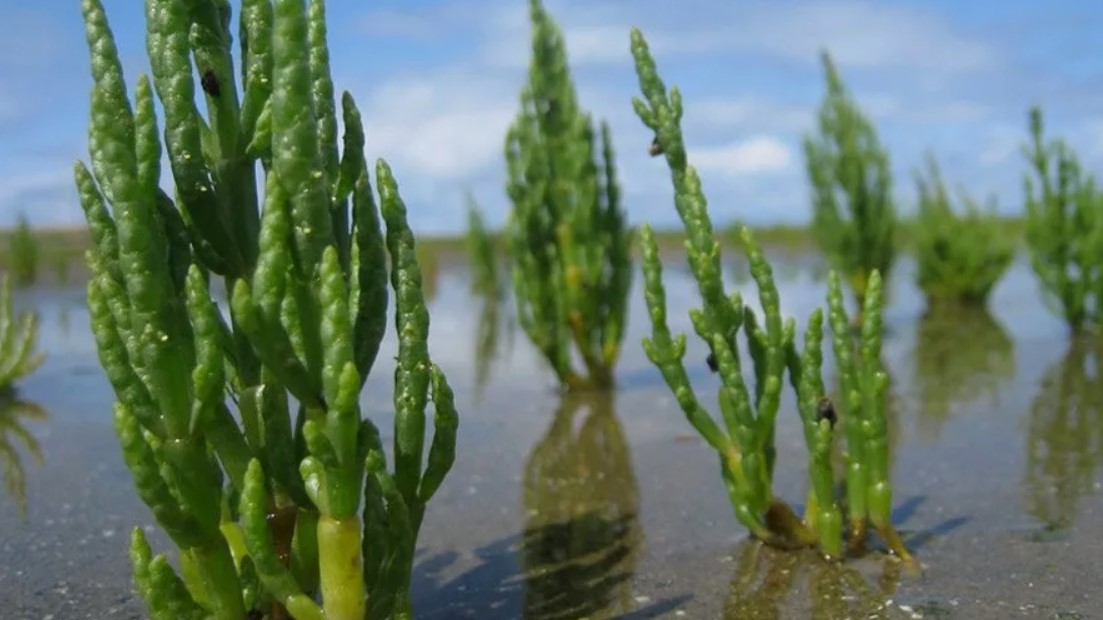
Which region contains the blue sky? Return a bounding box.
[3,0,1103,234]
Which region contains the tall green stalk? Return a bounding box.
[629,28,912,566]
[913,154,1016,308]
[464,194,502,299]
[76,1,458,618]
[803,51,896,312]
[504,0,633,392]
[1022,106,1103,333]
[8,213,39,287]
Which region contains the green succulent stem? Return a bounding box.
[1022,106,1103,333]
[504,0,633,392]
[78,0,459,617]
[630,26,913,567]
[912,153,1016,308]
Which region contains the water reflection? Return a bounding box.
[911,306,1015,440]
[472,284,515,401]
[0,392,49,518]
[419,245,442,303]
[1023,335,1103,529]
[58,304,71,339]
[520,391,642,619]
[724,541,902,619]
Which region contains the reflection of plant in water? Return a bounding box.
[521,392,641,619]
[0,274,46,392]
[724,541,902,620]
[913,306,1015,440]
[473,290,515,401]
[465,195,504,299]
[0,394,49,518]
[1024,336,1103,529]
[58,304,71,339]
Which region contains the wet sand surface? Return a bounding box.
[1,252,1100,619]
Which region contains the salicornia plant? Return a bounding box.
[912,154,1016,307]
[803,51,897,312]
[0,274,45,392]
[1022,106,1103,333]
[464,194,502,299]
[76,1,458,618]
[629,28,913,566]
[8,213,39,288]
[504,0,633,392]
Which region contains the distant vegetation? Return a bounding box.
[0,274,45,392]
[1022,107,1103,333]
[8,214,39,287]
[911,155,1016,308]
[803,51,897,314]
[502,0,634,392]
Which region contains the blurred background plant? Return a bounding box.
[504,0,633,392]
[1022,106,1103,334]
[912,154,1016,308]
[8,213,39,288]
[465,193,504,299]
[465,193,513,400]
[803,51,897,315]
[0,274,45,392]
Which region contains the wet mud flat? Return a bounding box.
[1,255,1102,619]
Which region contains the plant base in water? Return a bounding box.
[629,27,914,569]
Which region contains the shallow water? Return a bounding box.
[1,250,1101,619]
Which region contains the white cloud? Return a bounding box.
[691,135,794,177]
[725,1,997,73]
[979,127,1023,167]
[358,72,519,179]
[687,97,812,134]
[468,0,998,74]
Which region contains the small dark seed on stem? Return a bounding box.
[201,69,220,98]
[706,351,718,372]
[816,396,837,428]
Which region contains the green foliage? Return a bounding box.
[912,155,1016,307]
[464,194,502,298]
[0,395,48,519]
[76,1,458,618]
[52,250,72,285]
[803,51,897,310]
[0,274,45,392]
[1022,106,1103,332]
[8,213,39,287]
[504,0,633,392]
[629,28,913,566]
